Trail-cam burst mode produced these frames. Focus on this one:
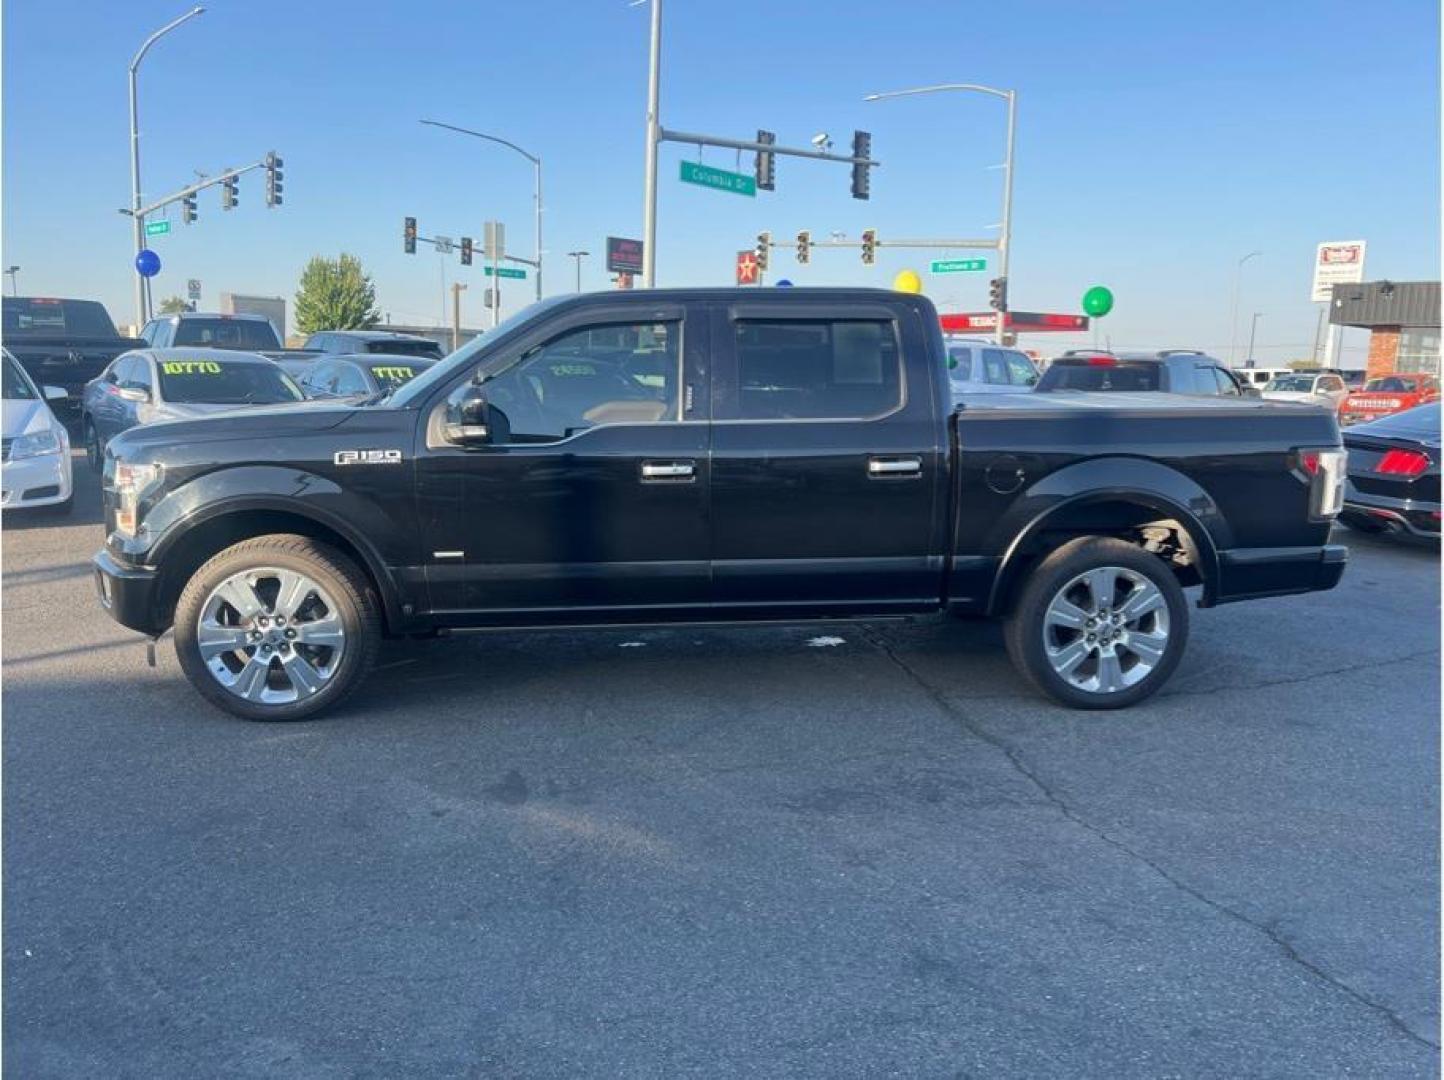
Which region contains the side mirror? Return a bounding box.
[116,386,150,404]
[42,385,67,402]
[443,383,504,445]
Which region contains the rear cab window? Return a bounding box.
[171,318,279,350]
[366,339,443,359]
[1,298,119,338]
[1037,361,1161,392]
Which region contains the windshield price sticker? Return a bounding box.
[162,360,223,375]
[371,366,415,381]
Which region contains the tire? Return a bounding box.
[1003,536,1188,710]
[173,534,381,721]
[83,420,103,473]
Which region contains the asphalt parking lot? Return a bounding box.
[2,453,1439,1078]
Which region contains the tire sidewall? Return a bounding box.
[174,542,377,722]
[1010,539,1189,710]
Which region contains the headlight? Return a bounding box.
[112,461,164,537]
[9,428,64,460]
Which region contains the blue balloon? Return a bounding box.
[135,249,161,278]
[775,278,793,288]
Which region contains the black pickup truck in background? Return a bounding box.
[92,288,1349,722]
[2,297,143,416]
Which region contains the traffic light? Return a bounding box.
[989,276,1008,311]
[265,152,283,207]
[850,130,872,200]
[220,175,237,211]
[860,228,876,265]
[755,129,776,192]
[460,236,473,266]
[796,230,811,265]
[756,231,770,273]
[404,216,417,255]
[182,191,198,224]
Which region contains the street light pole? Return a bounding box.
[1247,312,1264,364]
[1229,250,1261,366]
[129,6,205,330]
[865,83,1017,345]
[420,119,544,302]
[4,266,19,296]
[567,250,590,292]
[641,0,663,287]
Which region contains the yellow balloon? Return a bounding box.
[892,269,923,294]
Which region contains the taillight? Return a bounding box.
[1376,448,1429,476]
[1085,357,1117,367]
[1294,447,1347,520]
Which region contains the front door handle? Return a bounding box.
[868,456,922,478]
[641,460,696,482]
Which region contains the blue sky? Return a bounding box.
[3,0,1438,364]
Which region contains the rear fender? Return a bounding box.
[986,456,1230,613]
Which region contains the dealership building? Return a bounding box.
[1328,280,1440,378]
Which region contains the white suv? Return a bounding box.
[946,339,1039,398]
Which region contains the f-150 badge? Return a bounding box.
[334,449,403,465]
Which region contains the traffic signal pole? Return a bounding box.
[866,83,1017,343]
[638,0,878,287]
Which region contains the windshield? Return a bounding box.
[171,318,280,350]
[1363,376,1420,392]
[366,339,443,359]
[2,298,119,338]
[157,359,304,405]
[1037,362,1161,392]
[2,353,38,400]
[1265,375,1317,392]
[389,296,571,408]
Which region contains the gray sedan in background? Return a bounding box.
[80,347,305,469]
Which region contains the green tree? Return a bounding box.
[157,295,190,314]
[293,253,380,333]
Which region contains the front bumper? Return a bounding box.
[1339,485,1441,539]
[93,547,163,635]
[1,452,73,508]
[1211,543,1348,604]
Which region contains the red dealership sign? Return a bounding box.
[940,311,1090,334]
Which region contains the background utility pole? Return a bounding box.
[451,282,467,352]
[5,266,19,296]
[1228,250,1261,365]
[568,250,589,292]
[641,0,663,286]
[129,6,205,329]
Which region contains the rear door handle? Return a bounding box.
[641,460,696,482]
[868,456,922,478]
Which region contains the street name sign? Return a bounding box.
[679,160,756,197]
[484,266,528,280]
[145,220,171,237]
[931,258,986,274]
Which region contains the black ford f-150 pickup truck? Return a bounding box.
[93,288,1348,721]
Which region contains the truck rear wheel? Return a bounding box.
[173,535,380,721]
[1003,537,1188,710]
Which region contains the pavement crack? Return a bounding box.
[1165,648,1441,699]
[861,627,1440,1053]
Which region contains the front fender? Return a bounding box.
[139,465,412,629]
[987,456,1230,612]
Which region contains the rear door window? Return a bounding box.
[981,349,1011,385]
[730,319,902,420]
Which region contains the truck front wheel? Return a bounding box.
[1003,537,1188,710]
[173,535,381,721]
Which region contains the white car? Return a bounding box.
[1233,366,1294,389]
[946,339,1039,398]
[2,347,73,512]
[1261,371,1348,411]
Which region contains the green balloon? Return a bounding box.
[1082,286,1114,318]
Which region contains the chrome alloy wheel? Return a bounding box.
[196,567,346,705]
[1041,565,1170,695]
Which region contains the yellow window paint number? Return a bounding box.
[162,360,223,375]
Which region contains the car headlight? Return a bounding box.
[112,461,164,537]
[9,428,65,460]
